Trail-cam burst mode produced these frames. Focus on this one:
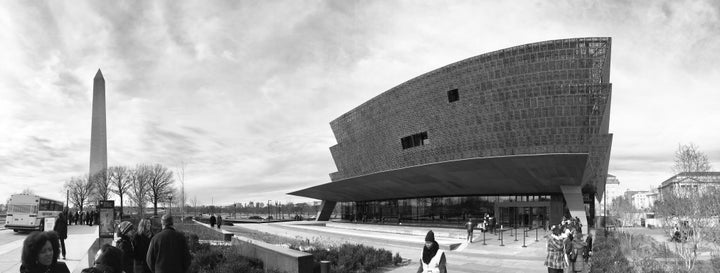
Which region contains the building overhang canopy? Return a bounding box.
[289,153,589,202]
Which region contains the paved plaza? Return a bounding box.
[1,220,566,273]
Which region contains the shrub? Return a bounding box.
[188,245,267,273]
[292,243,397,273]
[393,252,403,265]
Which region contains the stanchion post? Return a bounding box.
[483,230,486,245]
[522,229,527,248]
[500,229,505,246]
[514,225,518,241]
[535,228,539,242]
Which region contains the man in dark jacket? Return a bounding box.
[53,212,68,259]
[209,214,216,228]
[146,214,191,273]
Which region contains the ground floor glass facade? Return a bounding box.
[340,194,560,228]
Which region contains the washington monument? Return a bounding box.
[89,69,107,179]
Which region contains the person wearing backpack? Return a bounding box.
[569,229,588,272]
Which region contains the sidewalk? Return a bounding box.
[0,225,98,273]
[229,221,551,273]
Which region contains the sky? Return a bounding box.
[1,0,719,207]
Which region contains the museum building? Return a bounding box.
[290,37,613,232]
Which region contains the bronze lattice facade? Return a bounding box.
[291,38,613,226]
[328,37,611,193]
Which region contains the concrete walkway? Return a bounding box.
[0,225,98,273]
[226,221,552,273]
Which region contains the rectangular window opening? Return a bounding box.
[401,131,429,149]
[447,89,459,102]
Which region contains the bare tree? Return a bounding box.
[129,165,151,217]
[108,166,131,218]
[90,168,111,202]
[64,175,94,212]
[192,195,198,217]
[655,143,717,271]
[21,188,36,195]
[147,164,174,215]
[672,143,712,174]
[176,161,187,218]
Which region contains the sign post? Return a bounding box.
[97,200,115,239]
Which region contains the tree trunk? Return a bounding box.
[153,200,158,215]
[119,195,124,218]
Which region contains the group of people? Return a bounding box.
[20,214,191,273]
[208,214,223,228]
[63,210,98,226]
[544,217,593,273]
[463,214,496,243]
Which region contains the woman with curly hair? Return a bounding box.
[20,231,70,273]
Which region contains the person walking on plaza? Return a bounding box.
[20,231,70,273]
[132,218,153,273]
[217,215,223,229]
[464,218,474,243]
[146,214,191,273]
[544,225,567,273]
[417,230,447,273]
[53,212,68,260]
[209,214,216,228]
[116,221,135,273]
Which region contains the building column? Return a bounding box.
[315,200,337,221]
[561,185,588,234]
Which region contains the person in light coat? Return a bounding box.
[417,230,447,273]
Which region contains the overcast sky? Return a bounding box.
[1,0,719,207]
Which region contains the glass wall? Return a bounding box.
[340,194,553,227]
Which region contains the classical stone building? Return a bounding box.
[290,37,613,232]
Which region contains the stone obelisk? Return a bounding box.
[89,69,107,180]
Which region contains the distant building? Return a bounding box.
[631,191,658,210]
[658,172,720,197]
[597,174,622,215]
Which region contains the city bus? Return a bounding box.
[5,194,64,232]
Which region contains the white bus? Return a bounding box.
[5,194,64,232]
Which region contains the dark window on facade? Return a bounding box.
[447,89,459,102]
[401,132,428,149]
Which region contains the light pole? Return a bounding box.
[267,200,271,220]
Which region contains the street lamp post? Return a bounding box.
[169,195,173,216]
[267,200,271,220]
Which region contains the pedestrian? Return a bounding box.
[417,230,447,273]
[81,244,123,273]
[464,218,474,243]
[569,230,588,272]
[488,214,496,234]
[116,221,135,273]
[20,231,70,273]
[53,212,68,260]
[217,215,223,229]
[146,214,191,273]
[209,214,216,228]
[132,218,153,273]
[544,225,567,273]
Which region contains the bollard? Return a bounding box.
[535,228,539,242]
[483,230,486,245]
[320,261,330,273]
[500,229,505,246]
[514,226,518,241]
[522,229,527,248]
